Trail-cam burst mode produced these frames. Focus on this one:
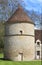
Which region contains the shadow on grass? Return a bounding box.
[0,58,11,61]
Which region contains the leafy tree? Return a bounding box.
[0,22,5,53]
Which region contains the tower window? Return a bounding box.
[37,42,40,46]
[37,51,40,55]
[20,30,23,35]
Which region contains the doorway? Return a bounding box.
[18,53,23,61]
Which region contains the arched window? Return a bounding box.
[37,42,40,46]
[36,39,41,46]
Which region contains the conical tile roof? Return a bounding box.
[7,5,34,24]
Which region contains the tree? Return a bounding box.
[0,22,5,52]
[27,10,42,29]
[0,0,18,22]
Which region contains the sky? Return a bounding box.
[19,0,42,13]
[0,0,42,29]
[19,0,42,29]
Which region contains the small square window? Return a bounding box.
[37,51,40,55]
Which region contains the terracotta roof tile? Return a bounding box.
[7,5,34,24]
[35,30,42,44]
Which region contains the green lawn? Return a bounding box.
[0,53,3,58]
[0,53,42,65]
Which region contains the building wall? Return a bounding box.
[5,23,34,35]
[4,23,35,61]
[35,30,42,60]
[35,41,41,59]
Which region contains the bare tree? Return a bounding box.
[0,0,18,21]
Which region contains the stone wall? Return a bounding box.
[4,23,35,61]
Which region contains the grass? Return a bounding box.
[0,53,3,58]
[0,61,41,65]
[0,53,42,65]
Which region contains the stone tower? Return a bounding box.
[4,5,35,61]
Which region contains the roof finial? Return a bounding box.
[18,4,22,9]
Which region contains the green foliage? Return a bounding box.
[0,37,4,48]
[0,53,3,58]
[0,22,5,50]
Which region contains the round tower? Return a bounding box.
[4,5,35,61]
